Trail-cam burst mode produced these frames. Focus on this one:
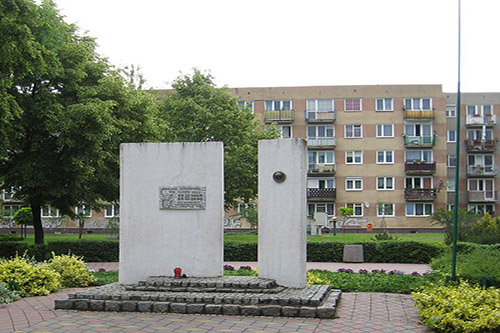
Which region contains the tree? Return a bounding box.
[430,208,480,244]
[13,206,32,238]
[0,0,163,244]
[159,69,277,208]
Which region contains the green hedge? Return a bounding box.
[0,240,446,263]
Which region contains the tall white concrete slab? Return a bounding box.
[119,142,224,284]
[258,139,307,288]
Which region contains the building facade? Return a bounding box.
[1,85,498,231]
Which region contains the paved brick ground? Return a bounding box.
[0,289,431,332]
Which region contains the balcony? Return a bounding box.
[308,164,336,175]
[403,135,436,147]
[307,188,336,201]
[405,161,436,174]
[468,191,498,202]
[307,138,336,148]
[306,110,336,123]
[467,165,498,177]
[404,188,437,201]
[263,110,294,123]
[465,140,497,152]
[404,110,434,118]
[465,114,497,127]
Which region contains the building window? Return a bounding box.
[307,99,334,112]
[447,130,456,142]
[346,151,362,164]
[75,205,92,217]
[264,100,292,111]
[2,205,22,217]
[447,155,456,167]
[377,177,394,190]
[376,98,393,111]
[404,98,432,110]
[307,125,334,139]
[468,204,495,215]
[237,100,254,112]
[376,124,394,138]
[446,104,456,117]
[345,203,363,217]
[467,129,493,140]
[466,105,493,117]
[345,98,362,111]
[377,203,395,217]
[346,177,363,190]
[104,205,120,218]
[377,150,394,164]
[447,204,455,211]
[345,125,362,138]
[405,176,433,189]
[405,150,432,162]
[406,203,433,216]
[404,123,432,137]
[308,151,335,166]
[308,203,334,216]
[41,206,59,218]
[447,180,455,192]
[275,125,292,138]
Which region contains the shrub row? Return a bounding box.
[0,240,447,263]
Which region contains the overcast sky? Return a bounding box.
[52,0,498,92]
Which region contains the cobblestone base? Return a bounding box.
[55,276,341,319]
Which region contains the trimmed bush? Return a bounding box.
[0,234,23,242]
[0,255,61,296]
[48,240,119,262]
[224,241,257,261]
[0,282,21,304]
[45,253,96,288]
[413,281,500,332]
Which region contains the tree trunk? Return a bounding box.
[30,202,44,244]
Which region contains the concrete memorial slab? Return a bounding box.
[119,142,224,284]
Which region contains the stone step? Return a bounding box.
[128,276,283,293]
[54,277,342,319]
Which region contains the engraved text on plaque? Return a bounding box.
[159,186,206,210]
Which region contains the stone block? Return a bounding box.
[170,303,187,314]
[222,305,240,315]
[122,301,137,312]
[74,300,89,310]
[105,301,121,312]
[282,306,299,317]
[317,306,336,319]
[343,244,364,262]
[205,304,222,314]
[241,305,260,316]
[89,300,105,311]
[260,305,281,317]
[152,302,170,313]
[54,299,74,310]
[299,306,317,318]
[137,301,152,312]
[186,304,205,314]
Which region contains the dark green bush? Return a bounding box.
[48,241,119,262]
[0,234,23,242]
[224,241,257,261]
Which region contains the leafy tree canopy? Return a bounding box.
[0,0,163,243]
[159,69,277,208]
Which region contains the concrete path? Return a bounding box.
[0,262,432,332]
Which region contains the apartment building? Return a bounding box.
[1,85,498,231]
[230,84,449,230]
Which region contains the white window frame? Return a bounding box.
[376,177,394,190]
[2,205,22,217]
[405,150,433,162]
[375,98,393,111]
[446,104,456,117]
[308,203,335,217]
[104,205,120,218]
[344,125,362,138]
[264,100,292,111]
[377,203,395,217]
[376,150,394,164]
[406,203,433,217]
[345,203,363,217]
[75,205,92,218]
[275,125,292,138]
[345,177,363,191]
[447,180,455,192]
[306,99,334,112]
[404,98,432,111]
[447,155,456,167]
[237,100,254,112]
[447,130,456,142]
[344,98,362,111]
[41,206,59,218]
[376,124,394,138]
[467,204,495,215]
[405,176,433,189]
[307,125,335,139]
[345,151,363,164]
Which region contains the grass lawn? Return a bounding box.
[18,233,118,244]
[225,232,445,243]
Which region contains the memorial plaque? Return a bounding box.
[159,186,206,210]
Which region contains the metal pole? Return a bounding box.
[451,0,462,282]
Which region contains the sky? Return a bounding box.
[52,0,499,92]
